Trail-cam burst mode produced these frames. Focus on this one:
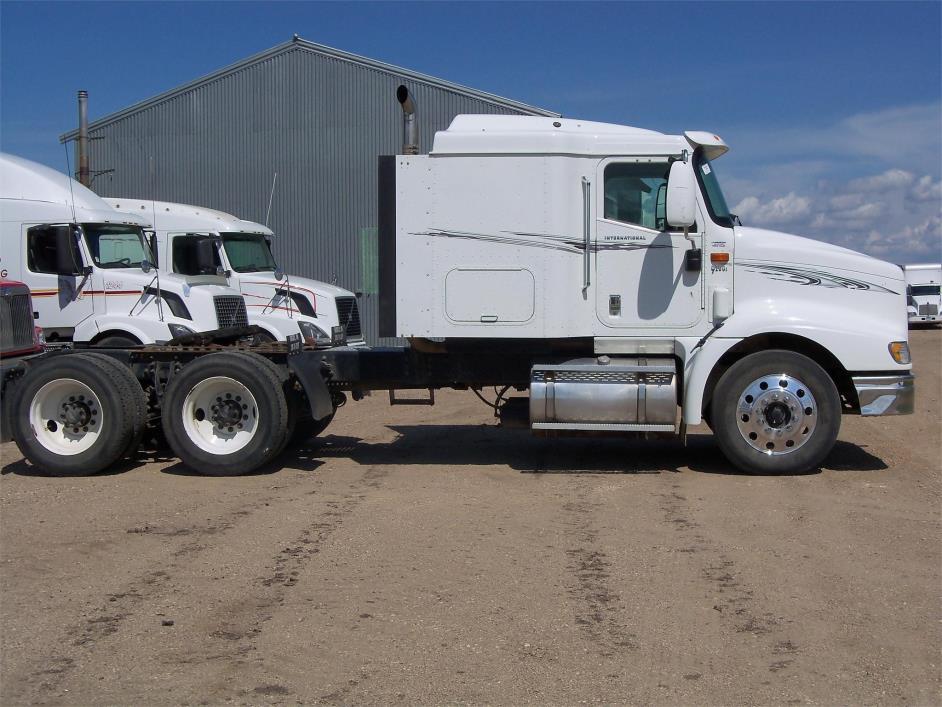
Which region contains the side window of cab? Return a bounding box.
[603,162,695,232]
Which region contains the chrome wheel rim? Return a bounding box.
[181,376,259,454]
[736,374,817,455]
[29,378,104,456]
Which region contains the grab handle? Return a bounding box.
[582,177,591,292]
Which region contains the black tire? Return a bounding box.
[161,352,289,476]
[75,352,149,461]
[10,354,137,476]
[711,350,841,475]
[93,335,140,348]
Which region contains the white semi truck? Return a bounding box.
[4,91,914,478]
[102,199,363,346]
[903,263,941,325]
[0,154,250,346]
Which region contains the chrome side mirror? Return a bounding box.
[141,259,152,274]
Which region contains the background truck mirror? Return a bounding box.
[54,225,83,276]
[666,161,697,229]
[195,238,219,275]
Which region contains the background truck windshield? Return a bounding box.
[84,224,150,269]
[911,284,941,296]
[221,233,277,273]
[696,155,735,228]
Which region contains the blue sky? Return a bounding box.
[2,1,940,262]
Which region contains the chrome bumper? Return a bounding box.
[853,374,915,416]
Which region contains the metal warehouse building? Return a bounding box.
[59,36,557,343]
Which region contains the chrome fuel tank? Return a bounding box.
[529,357,677,432]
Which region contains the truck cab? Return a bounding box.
[104,199,364,346]
[903,263,941,324]
[0,154,249,346]
[381,114,913,472]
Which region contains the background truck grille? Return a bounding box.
[335,296,361,339]
[0,292,35,354]
[213,296,248,328]
[919,304,939,316]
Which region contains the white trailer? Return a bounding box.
[903,263,941,324]
[103,199,363,346]
[5,92,915,477]
[0,154,250,346]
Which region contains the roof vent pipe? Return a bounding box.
[77,90,90,187]
[396,85,419,155]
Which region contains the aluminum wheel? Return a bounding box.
[180,376,259,454]
[28,378,104,456]
[736,373,817,455]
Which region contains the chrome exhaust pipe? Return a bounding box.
[396,85,419,155]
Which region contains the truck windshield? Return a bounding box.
[694,153,735,228]
[83,223,150,269]
[221,233,278,273]
[910,284,941,296]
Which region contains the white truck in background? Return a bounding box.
[903,263,941,325]
[0,153,250,347]
[104,199,365,346]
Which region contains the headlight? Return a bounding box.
[168,323,196,339]
[888,341,911,364]
[298,321,331,346]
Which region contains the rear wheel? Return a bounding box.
[77,352,149,461]
[11,354,137,475]
[711,350,841,475]
[161,352,288,476]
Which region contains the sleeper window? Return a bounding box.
[603,162,675,231]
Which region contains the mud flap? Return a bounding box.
[287,357,334,421]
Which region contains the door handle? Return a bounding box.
[582,177,591,292]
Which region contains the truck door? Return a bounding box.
[594,158,703,329]
[24,224,94,339]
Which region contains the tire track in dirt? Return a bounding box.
[169,465,390,702]
[561,484,638,656]
[657,482,803,680]
[18,493,283,700]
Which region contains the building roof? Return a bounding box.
[104,198,272,235]
[61,36,558,142]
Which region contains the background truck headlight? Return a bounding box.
[168,323,196,339]
[298,321,331,346]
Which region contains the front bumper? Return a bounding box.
[853,373,915,416]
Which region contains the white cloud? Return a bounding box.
[909,175,942,203]
[733,192,811,226]
[863,214,942,258]
[847,168,914,193]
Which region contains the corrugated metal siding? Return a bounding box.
[86,46,546,344]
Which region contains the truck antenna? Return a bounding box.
[265,171,278,227]
[63,142,77,223]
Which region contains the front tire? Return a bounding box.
[161,352,289,476]
[711,350,841,475]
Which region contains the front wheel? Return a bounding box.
[711,350,841,475]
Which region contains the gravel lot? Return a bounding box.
[1,329,939,705]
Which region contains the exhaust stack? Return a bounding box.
[396,85,419,155]
[77,90,90,187]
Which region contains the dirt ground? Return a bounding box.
[1,330,939,705]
